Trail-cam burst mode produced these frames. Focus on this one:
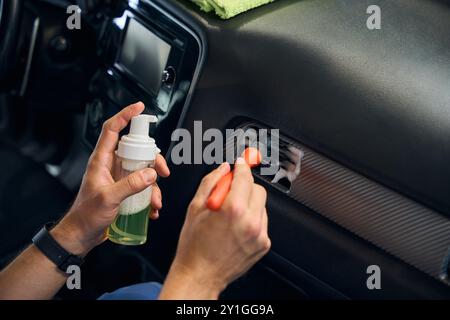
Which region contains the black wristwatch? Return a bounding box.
[32,223,84,273]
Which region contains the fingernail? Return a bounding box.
[131,102,145,111]
[142,169,156,184]
[218,162,227,169]
[236,157,246,165]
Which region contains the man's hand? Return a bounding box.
[160,158,271,299]
[0,102,170,300]
[52,102,170,256]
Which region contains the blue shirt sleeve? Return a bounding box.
[97,282,162,300]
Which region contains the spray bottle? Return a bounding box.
[107,115,160,246]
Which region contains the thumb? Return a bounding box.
[193,162,231,203]
[109,168,157,203]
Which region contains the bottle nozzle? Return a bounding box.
[117,114,160,161]
[129,115,158,136]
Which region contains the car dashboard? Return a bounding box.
[83,0,206,155]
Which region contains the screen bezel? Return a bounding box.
[114,14,173,98]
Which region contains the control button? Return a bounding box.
[161,67,176,86]
[50,36,70,53]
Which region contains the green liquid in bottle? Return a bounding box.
[107,205,150,246]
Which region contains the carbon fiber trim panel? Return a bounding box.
[230,123,450,285]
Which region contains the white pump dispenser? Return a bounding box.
[107,114,160,246]
[117,115,160,161]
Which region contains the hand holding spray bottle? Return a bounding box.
[107,115,160,246]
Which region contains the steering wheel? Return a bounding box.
[0,0,22,88]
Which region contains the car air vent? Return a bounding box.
[226,121,450,286]
[269,142,304,193]
[224,124,304,193]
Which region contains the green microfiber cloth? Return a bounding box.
[191,0,274,19]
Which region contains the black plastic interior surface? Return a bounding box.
[172,0,450,217]
[141,0,450,299]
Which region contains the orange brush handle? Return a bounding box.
[206,148,262,211]
[206,171,234,211]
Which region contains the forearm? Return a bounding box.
[0,244,67,300]
[0,221,90,300]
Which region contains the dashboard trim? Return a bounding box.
[230,121,450,286]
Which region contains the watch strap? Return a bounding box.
[32,223,84,273]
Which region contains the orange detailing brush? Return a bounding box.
[207,147,262,211]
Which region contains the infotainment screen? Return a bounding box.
[119,19,172,95]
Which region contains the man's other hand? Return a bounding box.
[160,159,271,299]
